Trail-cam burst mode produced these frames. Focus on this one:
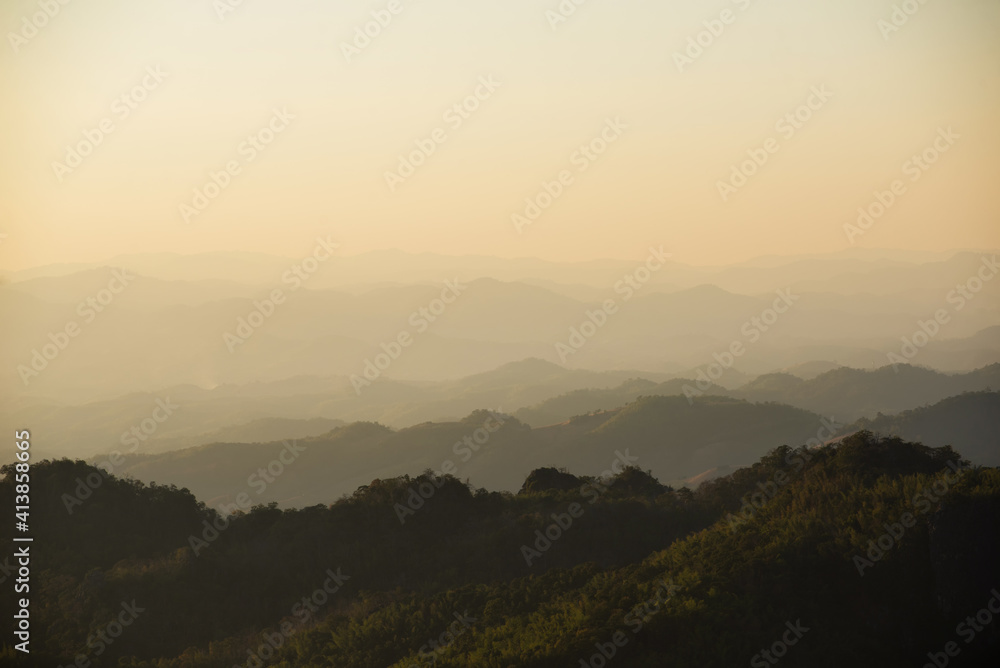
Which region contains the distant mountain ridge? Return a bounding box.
[106,395,830,507]
[3,252,997,406]
[514,363,1000,426]
[8,360,999,464]
[846,390,1000,465]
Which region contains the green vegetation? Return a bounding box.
[1,432,997,667]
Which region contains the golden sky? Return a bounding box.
[1,0,998,272]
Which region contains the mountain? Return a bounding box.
[9,247,994,295]
[513,377,661,427]
[6,433,998,666]
[848,391,1000,466]
[2,360,678,461]
[190,417,345,445]
[511,363,1000,427]
[779,360,845,379]
[4,251,999,405]
[732,364,1000,420]
[107,396,828,507]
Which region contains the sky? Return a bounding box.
[0,0,998,272]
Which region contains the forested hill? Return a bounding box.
[2,432,998,666]
[849,390,1000,465]
[99,397,829,508]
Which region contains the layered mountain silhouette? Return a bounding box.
[98,386,998,509]
[6,433,997,666]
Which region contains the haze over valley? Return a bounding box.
[2,0,998,665]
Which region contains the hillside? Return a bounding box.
[107,397,829,507]
[513,377,731,427]
[513,363,1000,427]
[849,391,1000,466]
[733,363,1000,419]
[3,359,676,461]
[4,433,997,666]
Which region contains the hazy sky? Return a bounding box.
[1,0,998,272]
